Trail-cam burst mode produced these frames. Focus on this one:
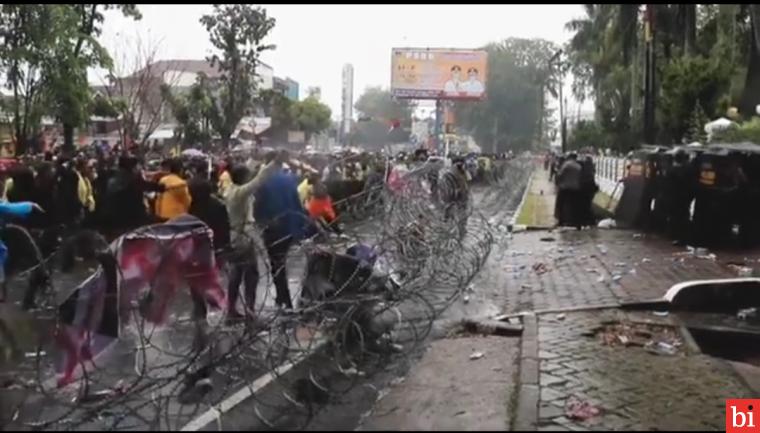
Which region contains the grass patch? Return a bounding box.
[515,193,537,226]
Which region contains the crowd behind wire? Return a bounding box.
[0,142,528,430]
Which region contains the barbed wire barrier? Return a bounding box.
[0,155,533,431]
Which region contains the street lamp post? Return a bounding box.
[549,49,566,153]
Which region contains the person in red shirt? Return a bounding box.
[307,182,341,234]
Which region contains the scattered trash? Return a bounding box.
[642,258,652,263]
[728,264,754,277]
[632,233,643,239]
[597,244,608,255]
[595,320,682,351]
[532,263,549,275]
[24,351,45,358]
[611,274,623,282]
[540,237,556,242]
[463,295,470,304]
[596,275,606,283]
[564,395,601,420]
[597,218,616,229]
[469,351,485,360]
[390,377,405,386]
[645,341,678,356]
[737,308,758,320]
[614,262,627,267]
[653,311,669,317]
[555,313,566,321]
[461,319,522,337]
[628,268,637,275]
[585,268,598,273]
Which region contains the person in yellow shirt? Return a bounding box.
[155,159,192,221]
[75,158,96,213]
[298,172,319,206]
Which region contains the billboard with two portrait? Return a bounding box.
[391,48,488,100]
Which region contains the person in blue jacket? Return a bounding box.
[0,201,43,302]
[253,151,309,311]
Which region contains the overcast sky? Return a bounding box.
[98,4,593,120]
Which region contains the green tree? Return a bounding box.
[258,88,294,142]
[353,87,414,149]
[659,55,730,143]
[199,4,276,147]
[161,74,216,149]
[684,101,709,143]
[0,5,59,154]
[46,4,142,153]
[354,87,415,124]
[567,119,608,151]
[739,5,760,119]
[453,37,559,153]
[290,96,331,142]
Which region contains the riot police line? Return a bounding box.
[608,141,760,249]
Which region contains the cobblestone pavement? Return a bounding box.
[478,229,753,316]
[536,309,754,431]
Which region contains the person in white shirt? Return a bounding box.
[443,65,462,94]
[462,67,485,96]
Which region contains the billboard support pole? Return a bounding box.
[434,99,443,155]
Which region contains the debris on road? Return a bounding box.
[556,313,566,321]
[642,258,652,263]
[728,264,754,277]
[469,351,485,360]
[461,319,523,337]
[597,218,616,229]
[632,233,643,239]
[565,395,601,420]
[611,274,623,282]
[594,320,683,353]
[596,275,606,283]
[653,311,669,317]
[463,295,470,304]
[645,341,678,356]
[737,308,758,320]
[533,263,549,275]
[540,236,556,242]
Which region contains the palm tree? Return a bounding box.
[740,4,760,118]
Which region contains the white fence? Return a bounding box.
[592,156,628,202]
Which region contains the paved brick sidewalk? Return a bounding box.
[535,309,753,431]
[476,229,747,316]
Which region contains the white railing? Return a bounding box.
[592,156,628,202]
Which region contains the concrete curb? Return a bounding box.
[513,313,539,431]
[180,339,327,431]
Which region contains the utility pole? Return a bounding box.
[643,4,656,144]
[549,49,566,153]
[434,99,444,154]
